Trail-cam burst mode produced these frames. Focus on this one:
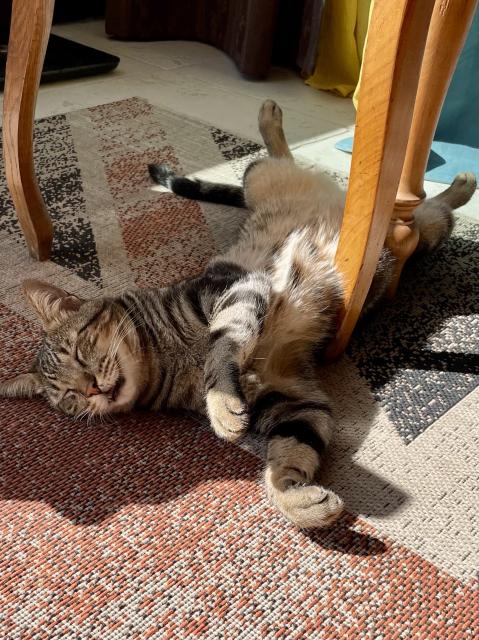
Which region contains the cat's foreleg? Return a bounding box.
[204,269,271,442]
[258,100,294,161]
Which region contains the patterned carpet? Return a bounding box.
[0,97,477,638]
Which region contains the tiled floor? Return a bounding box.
[1,19,477,218]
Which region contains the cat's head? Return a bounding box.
[0,280,141,418]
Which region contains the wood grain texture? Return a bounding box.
[395,0,478,214]
[325,0,436,360]
[2,0,55,261]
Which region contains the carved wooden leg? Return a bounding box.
[386,0,478,296]
[325,0,436,361]
[2,0,55,261]
[384,218,419,298]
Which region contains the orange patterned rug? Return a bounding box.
[0,98,477,638]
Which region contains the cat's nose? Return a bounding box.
[86,379,101,396]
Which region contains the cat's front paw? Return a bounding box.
[266,480,344,530]
[206,388,248,442]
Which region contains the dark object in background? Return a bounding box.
[0,0,106,41]
[105,0,279,78]
[274,0,324,76]
[296,0,324,76]
[52,0,106,23]
[0,35,119,91]
[0,0,117,89]
[105,0,324,79]
[0,0,323,85]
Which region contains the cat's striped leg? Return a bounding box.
[251,384,344,529]
[258,100,294,161]
[204,266,271,442]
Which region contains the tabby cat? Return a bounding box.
[1,100,475,529]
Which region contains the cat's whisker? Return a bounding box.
[108,323,139,363]
[75,407,90,423]
[106,313,130,360]
[107,311,141,360]
[103,411,114,426]
[105,307,142,361]
[86,410,98,427]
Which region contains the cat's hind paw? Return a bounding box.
[259,99,283,129]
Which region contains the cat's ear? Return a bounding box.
[0,372,44,398]
[22,279,84,331]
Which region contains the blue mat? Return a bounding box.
[335,137,479,184]
[336,7,479,186]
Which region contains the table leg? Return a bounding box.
[2,0,55,261]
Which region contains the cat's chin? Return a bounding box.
[88,393,111,415]
[86,393,133,417]
[89,376,139,415]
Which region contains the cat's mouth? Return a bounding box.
[108,375,125,402]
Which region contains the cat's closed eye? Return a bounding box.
[74,345,88,366]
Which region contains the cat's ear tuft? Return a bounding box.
[22,279,84,331]
[0,372,44,398]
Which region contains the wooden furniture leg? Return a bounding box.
[385,0,478,297]
[2,0,55,261]
[325,0,436,361]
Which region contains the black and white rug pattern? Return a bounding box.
[349,218,479,443]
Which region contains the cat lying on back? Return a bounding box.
[1,100,475,529]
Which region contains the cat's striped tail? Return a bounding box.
[249,380,344,529]
[148,163,245,208]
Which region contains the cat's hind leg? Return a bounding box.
[250,380,344,529]
[258,100,294,161]
[385,172,476,297]
[413,172,476,252]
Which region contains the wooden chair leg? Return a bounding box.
[385,0,478,297]
[395,0,478,214]
[384,219,420,299]
[325,0,436,361]
[2,0,55,261]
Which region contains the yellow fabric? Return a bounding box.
[306,0,372,99]
[352,0,375,108]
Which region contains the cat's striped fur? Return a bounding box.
[1,100,476,529]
